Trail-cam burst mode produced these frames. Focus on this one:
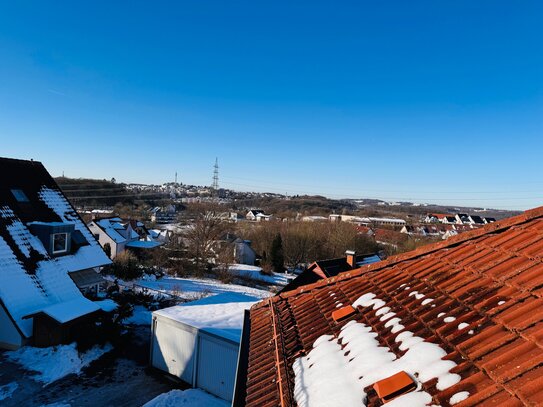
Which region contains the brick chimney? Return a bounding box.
[346,250,356,268]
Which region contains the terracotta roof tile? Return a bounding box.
[238,207,543,406]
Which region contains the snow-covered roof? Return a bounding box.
[95,218,127,243]
[32,297,101,323]
[94,299,119,312]
[0,157,111,337]
[125,240,161,249]
[154,292,258,343]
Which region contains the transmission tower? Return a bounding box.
[212,158,219,191]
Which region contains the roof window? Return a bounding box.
[11,189,29,202]
[52,233,68,254]
[373,371,417,402]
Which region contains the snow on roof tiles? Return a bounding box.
[240,207,543,406]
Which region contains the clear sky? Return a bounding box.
[0,1,541,210]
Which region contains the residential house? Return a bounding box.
[0,157,111,349]
[219,233,259,266]
[245,209,264,221]
[455,213,471,224]
[255,213,273,222]
[401,224,451,237]
[328,214,406,227]
[150,205,177,224]
[424,213,453,223]
[280,250,383,293]
[88,217,161,259]
[234,206,543,406]
[468,215,485,225]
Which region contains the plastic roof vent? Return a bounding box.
[373,371,417,402]
[331,305,356,322]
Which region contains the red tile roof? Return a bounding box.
[238,206,543,406]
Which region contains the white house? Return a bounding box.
[246,210,264,221]
[88,217,161,259]
[255,213,273,222]
[0,157,111,349]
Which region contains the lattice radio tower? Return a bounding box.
[212,158,219,191]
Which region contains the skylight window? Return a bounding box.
[11,189,29,202]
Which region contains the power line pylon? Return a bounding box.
[212,158,219,192]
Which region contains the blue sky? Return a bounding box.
[0,1,541,209]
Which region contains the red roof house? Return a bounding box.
[234,206,543,406]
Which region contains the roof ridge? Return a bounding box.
[0,156,44,165]
[273,206,543,302]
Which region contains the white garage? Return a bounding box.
[150,292,258,402]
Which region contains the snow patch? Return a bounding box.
[444,316,456,323]
[94,299,118,312]
[450,391,470,405]
[458,322,469,330]
[7,343,113,385]
[143,388,229,407]
[408,291,425,300]
[421,298,433,306]
[0,382,18,401]
[124,305,152,326]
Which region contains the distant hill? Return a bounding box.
[54,177,134,207]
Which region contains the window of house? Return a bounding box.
[11,189,29,202]
[52,233,68,254]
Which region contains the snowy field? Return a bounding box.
[135,276,272,301]
[226,264,295,285]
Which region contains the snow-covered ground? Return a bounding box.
[226,264,295,286]
[135,276,272,301]
[6,343,112,385]
[0,382,18,402]
[143,389,228,407]
[124,305,152,326]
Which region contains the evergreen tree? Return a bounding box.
[270,233,285,272]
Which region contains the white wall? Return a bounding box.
[0,305,23,350]
[88,223,119,259]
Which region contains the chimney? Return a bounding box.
[346,250,356,268]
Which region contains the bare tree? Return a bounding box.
[184,204,229,275]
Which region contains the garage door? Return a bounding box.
[196,335,238,401]
[151,318,197,384]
